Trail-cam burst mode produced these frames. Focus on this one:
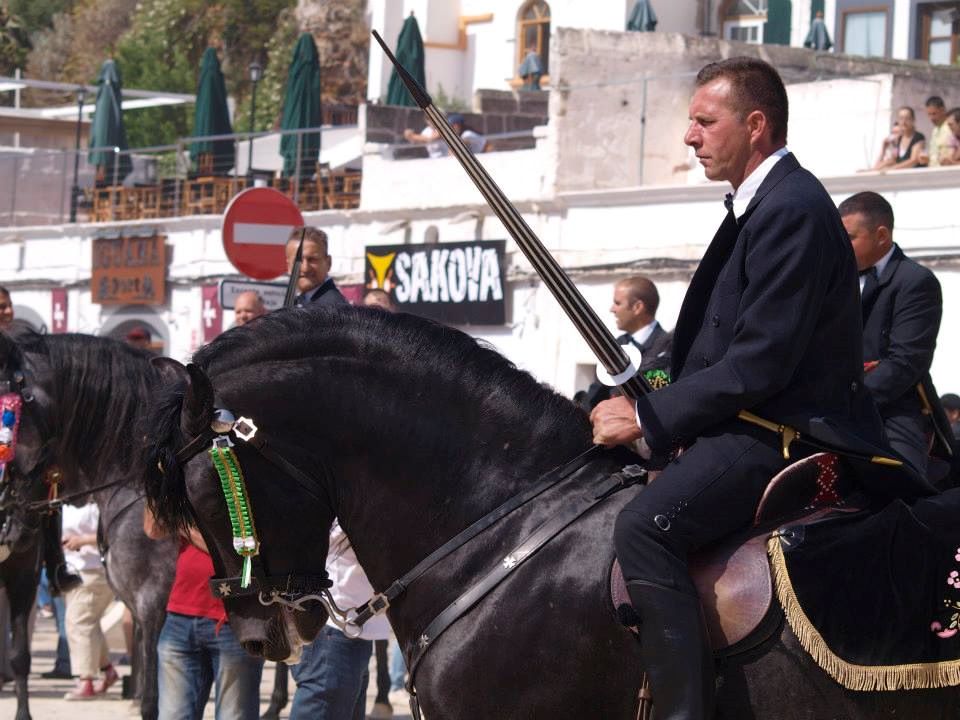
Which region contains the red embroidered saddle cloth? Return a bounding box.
[610,453,848,653]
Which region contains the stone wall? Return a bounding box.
[297,0,369,106]
[548,29,960,190]
[364,88,549,154]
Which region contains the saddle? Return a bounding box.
[610,453,854,654]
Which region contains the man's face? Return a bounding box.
[286,239,331,294]
[0,294,12,329]
[684,78,754,187]
[234,293,265,326]
[610,285,644,333]
[842,212,890,271]
[947,114,960,139]
[926,104,947,127]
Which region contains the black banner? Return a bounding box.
[365,240,506,325]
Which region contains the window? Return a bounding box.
[517,1,550,75]
[725,20,765,43]
[723,0,767,44]
[841,8,887,57]
[919,4,960,65]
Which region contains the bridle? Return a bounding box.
[169,408,337,619]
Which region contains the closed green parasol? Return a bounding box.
[88,59,132,183]
[190,47,235,175]
[280,32,321,179]
[385,14,425,107]
[626,0,658,31]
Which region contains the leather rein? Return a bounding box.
[174,409,646,719]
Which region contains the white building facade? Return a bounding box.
[2,26,960,399]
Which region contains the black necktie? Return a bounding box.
[723,193,734,213]
[860,266,879,317]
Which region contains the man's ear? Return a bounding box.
[746,109,768,143]
[876,225,893,249]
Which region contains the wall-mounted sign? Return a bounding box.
[50,288,67,333]
[91,234,167,305]
[201,284,222,343]
[219,279,287,311]
[365,240,506,325]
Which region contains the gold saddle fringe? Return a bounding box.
[767,535,960,691]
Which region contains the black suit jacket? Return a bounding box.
[619,322,673,373]
[634,153,934,499]
[862,246,953,460]
[297,278,349,308]
[862,246,941,414]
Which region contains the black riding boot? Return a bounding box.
[41,511,81,595]
[627,580,714,720]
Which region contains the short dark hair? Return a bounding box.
[898,106,915,120]
[0,285,9,300]
[837,191,894,231]
[288,226,329,254]
[695,57,789,144]
[941,393,960,411]
[948,107,960,124]
[926,96,945,109]
[617,276,660,316]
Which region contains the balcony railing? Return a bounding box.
[0,125,362,227]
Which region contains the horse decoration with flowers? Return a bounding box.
[144,305,960,719]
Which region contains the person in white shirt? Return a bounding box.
[403,113,486,157]
[288,521,391,720]
[61,502,119,700]
[609,275,672,373]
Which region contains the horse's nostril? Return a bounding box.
[242,640,264,657]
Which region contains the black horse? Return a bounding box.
[0,330,177,720]
[146,306,960,719]
[0,463,50,720]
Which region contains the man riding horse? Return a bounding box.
[590,58,934,719]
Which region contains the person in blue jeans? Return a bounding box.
[289,521,391,720]
[145,507,264,720]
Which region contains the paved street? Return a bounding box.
[0,613,412,719]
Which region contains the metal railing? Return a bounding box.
[0,125,360,227]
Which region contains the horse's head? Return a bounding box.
[145,357,335,662]
[0,330,49,552]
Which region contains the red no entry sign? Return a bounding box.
[222,188,304,280]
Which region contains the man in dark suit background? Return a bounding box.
[285,227,348,308]
[838,191,946,477]
[610,275,672,373]
[590,58,929,719]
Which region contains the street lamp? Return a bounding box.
[247,60,263,179]
[69,86,86,223]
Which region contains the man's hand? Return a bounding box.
[590,396,643,447]
[62,533,96,551]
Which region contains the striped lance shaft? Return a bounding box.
[371,30,651,399]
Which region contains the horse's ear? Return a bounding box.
[182,363,215,434]
[151,356,189,387]
[0,331,23,374]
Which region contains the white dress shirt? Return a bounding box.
[628,320,659,348]
[325,521,391,641]
[859,245,895,292]
[730,147,790,219]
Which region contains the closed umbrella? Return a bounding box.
[626,0,658,32]
[385,14,425,107]
[190,48,234,176]
[88,59,132,184]
[280,32,321,179]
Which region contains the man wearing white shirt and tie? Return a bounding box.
[609,275,672,374]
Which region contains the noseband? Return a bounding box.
[171,408,335,616]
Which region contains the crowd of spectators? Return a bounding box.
[872,96,960,171]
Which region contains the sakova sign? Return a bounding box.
[365,240,506,325]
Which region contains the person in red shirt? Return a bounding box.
[144,508,264,720]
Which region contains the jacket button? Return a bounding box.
[711,315,720,327]
[851,381,858,392]
[702,356,710,367]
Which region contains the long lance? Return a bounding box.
[371,30,652,400]
[371,31,902,468]
[283,227,306,309]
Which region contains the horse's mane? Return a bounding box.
[16,330,156,483]
[146,306,591,531]
[193,305,586,437]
